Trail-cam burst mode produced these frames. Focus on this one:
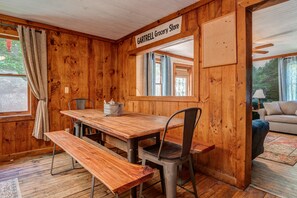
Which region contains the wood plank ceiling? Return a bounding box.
[253,0,297,59]
[0,0,197,40]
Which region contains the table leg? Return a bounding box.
[127,139,138,198]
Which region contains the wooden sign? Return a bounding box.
[202,12,237,68]
[135,16,182,48]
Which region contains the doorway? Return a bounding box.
[250,1,297,197]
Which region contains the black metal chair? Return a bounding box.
[68,98,94,137]
[139,107,202,198]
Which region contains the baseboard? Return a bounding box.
[0,147,56,162]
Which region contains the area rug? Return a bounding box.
[0,178,22,198]
[258,132,297,166]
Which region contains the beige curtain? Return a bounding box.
[17,25,49,141]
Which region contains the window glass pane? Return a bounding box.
[155,84,162,96]
[175,77,187,96]
[155,63,161,83]
[0,38,25,75]
[286,61,297,100]
[0,76,28,113]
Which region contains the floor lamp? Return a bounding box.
[253,89,266,109]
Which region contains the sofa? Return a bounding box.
[258,101,297,135]
[252,120,269,160]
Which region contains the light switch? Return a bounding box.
[65,87,69,94]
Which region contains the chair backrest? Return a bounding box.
[157,107,202,160]
[68,98,94,110]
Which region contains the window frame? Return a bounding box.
[173,63,193,96]
[0,36,32,118]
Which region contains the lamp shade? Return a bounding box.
[253,89,266,99]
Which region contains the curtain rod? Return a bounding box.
[0,22,17,29]
[0,22,42,33]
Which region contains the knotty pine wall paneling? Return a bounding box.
[0,25,117,160]
[117,0,252,189]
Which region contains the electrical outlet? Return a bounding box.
[65,128,70,133]
[65,87,69,94]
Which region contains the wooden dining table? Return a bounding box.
[60,109,183,197]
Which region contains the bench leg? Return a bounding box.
[90,175,95,198]
[50,143,76,175]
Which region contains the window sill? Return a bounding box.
[0,114,34,123]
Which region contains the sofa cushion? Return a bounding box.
[296,110,297,115]
[265,115,297,124]
[279,101,297,115]
[263,102,283,115]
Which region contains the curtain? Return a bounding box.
[144,52,155,96]
[278,57,297,101]
[17,25,49,141]
[161,55,172,96]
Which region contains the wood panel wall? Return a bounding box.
[0,24,117,160]
[117,0,252,189]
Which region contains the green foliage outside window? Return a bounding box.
[253,59,279,102]
[0,38,25,74]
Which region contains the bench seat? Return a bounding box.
[165,134,215,154]
[45,131,154,196]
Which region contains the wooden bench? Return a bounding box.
[45,131,154,198]
[165,134,215,154]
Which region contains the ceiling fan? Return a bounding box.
[252,43,274,54]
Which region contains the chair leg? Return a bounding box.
[139,159,146,197]
[50,143,56,175]
[159,166,166,195]
[164,163,177,198]
[90,175,95,198]
[189,156,198,198]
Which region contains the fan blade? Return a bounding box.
[254,43,274,49]
[253,50,269,54]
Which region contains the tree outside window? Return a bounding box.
[0,38,29,114]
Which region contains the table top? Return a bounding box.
[60,109,184,141]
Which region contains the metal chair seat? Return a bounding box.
[143,141,183,160]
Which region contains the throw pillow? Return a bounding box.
[279,101,297,115]
[263,102,283,115]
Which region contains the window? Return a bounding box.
[174,63,193,96]
[285,60,297,100]
[155,60,162,96]
[0,38,29,115]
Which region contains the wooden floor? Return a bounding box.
[252,132,297,198]
[0,153,277,198]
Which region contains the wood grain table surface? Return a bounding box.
[60,109,184,141]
